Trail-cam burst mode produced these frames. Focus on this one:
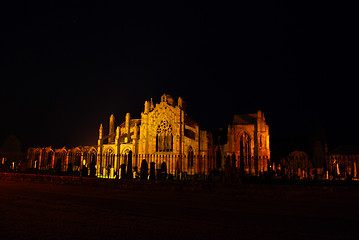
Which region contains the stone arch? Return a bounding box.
[88,147,97,177]
[234,131,251,171]
[84,147,97,163]
[104,147,115,169]
[69,147,82,171]
[26,148,39,169]
[44,147,54,170]
[121,147,132,166]
[33,148,41,169]
[97,146,115,178]
[81,148,89,167]
[26,148,33,169]
[54,148,67,172]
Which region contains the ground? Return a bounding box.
[1,178,359,239]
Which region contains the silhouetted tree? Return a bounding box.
[127,154,133,179]
[161,162,167,180]
[140,159,148,180]
[120,164,126,179]
[149,162,156,180]
[89,159,96,177]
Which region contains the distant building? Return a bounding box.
[26,94,271,178]
[0,135,24,171]
[224,111,271,175]
[279,150,311,179]
[326,145,359,179]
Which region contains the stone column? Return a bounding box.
[108,114,115,143]
[38,149,43,169]
[65,152,69,171]
[125,113,130,143]
[80,152,84,170]
[51,152,55,169]
[97,124,103,177]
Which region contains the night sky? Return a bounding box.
[1,2,357,157]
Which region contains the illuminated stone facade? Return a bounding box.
[96,94,212,177]
[326,145,359,179]
[224,111,270,175]
[26,94,271,178]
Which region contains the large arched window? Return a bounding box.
[122,149,132,166]
[88,150,97,177]
[240,132,251,167]
[46,151,54,170]
[34,150,40,169]
[156,120,173,152]
[54,149,67,172]
[74,151,82,168]
[105,148,115,168]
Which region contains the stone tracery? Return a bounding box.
[156,120,173,152]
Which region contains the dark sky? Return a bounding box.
[1,1,357,156]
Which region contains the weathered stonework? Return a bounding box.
[224,110,270,175]
[26,94,271,178]
[94,94,211,177]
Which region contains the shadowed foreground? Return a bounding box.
[1,180,359,239]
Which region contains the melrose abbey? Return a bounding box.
[27,94,271,178]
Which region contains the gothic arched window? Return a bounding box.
[240,132,251,167]
[74,151,82,167]
[156,120,173,152]
[105,148,114,168]
[46,151,53,169]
